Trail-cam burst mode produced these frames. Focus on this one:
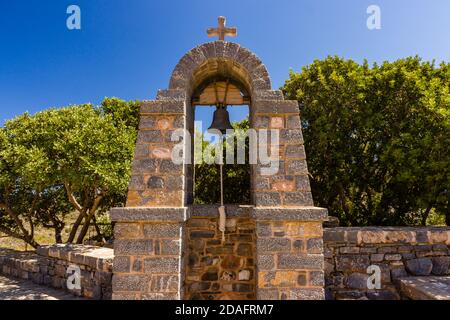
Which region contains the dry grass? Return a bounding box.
[0,212,105,251]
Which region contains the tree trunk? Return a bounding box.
[446,212,450,227]
[0,203,39,248]
[91,215,105,242]
[64,182,89,243]
[76,194,104,244]
[421,206,432,226]
[67,210,86,243]
[54,227,63,243]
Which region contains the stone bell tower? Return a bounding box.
[110,17,328,300]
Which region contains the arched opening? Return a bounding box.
[191,76,251,205]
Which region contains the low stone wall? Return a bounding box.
[324,227,450,300]
[185,205,256,300]
[0,244,113,299]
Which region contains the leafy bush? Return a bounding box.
[283,56,450,226]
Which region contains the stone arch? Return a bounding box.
[168,41,272,97]
[111,39,328,301]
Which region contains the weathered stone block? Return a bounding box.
[310,271,325,287]
[347,273,369,289]
[431,256,450,275]
[114,223,142,239]
[112,275,148,292]
[390,267,408,281]
[257,238,290,253]
[160,240,181,255]
[257,288,278,300]
[149,275,179,292]
[257,254,275,271]
[254,192,282,206]
[144,257,180,273]
[307,238,324,254]
[385,254,402,261]
[159,160,183,173]
[259,271,298,288]
[286,114,301,129]
[253,207,328,221]
[277,254,324,270]
[336,255,370,272]
[143,223,181,238]
[131,159,158,174]
[137,130,164,143]
[254,100,299,114]
[115,240,153,255]
[286,160,308,175]
[339,246,360,254]
[323,229,345,243]
[370,253,384,262]
[256,223,272,237]
[283,192,313,206]
[290,288,324,300]
[190,230,215,239]
[405,258,433,276]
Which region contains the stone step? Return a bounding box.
[398,276,450,300]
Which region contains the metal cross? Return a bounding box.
[207,16,237,41]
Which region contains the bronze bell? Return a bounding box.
[208,104,233,133]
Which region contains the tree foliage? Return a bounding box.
[0,99,138,247]
[194,119,251,205]
[283,56,450,226]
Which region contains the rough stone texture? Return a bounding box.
[185,206,255,300]
[398,276,450,300]
[324,227,450,300]
[110,207,189,222]
[251,100,314,208]
[168,41,272,95]
[111,219,185,300]
[0,246,112,300]
[255,218,326,300]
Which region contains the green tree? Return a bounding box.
[283,56,450,226]
[0,102,136,247]
[194,118,251,205]
[101,97,140,130]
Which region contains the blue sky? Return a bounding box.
[1,0,450,127]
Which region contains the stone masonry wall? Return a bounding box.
[185,205,256,300]
[110,207,187,300]
[324,227,450,300]
[254,208,328,300]
[0,245,113,299]
[126,100,186,207]
[251,100,314,208]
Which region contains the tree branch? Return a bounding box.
[64,181,83,212]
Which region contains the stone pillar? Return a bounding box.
[126,100,186,207]
[110,98,189,300]
[252,99,328,300]
[254,208,327,300]
[252,100,313,207]
[110,207,188,300]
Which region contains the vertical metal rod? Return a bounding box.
[220,163,224,206]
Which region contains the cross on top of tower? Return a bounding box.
[207,16,237,41]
